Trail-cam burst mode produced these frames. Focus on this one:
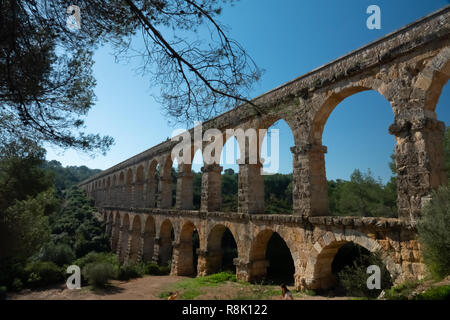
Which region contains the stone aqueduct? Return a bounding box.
[80,8,450,290]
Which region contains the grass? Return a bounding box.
[159,271,237,300]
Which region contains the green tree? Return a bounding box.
[417,185,450,279]
[1,0,260,154]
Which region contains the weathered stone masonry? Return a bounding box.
[80,7,450,290]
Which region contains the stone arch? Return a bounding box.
[176,220,201,276]
[205,224,239,274]
[119,213,131,263]
[159,155,174,208]
[311,84,392,145]
[304,230,401,290]
[106,211,114,238]
[142,215,156,262]
[146,160,159,208]
[159,219,174,266]
[248,228,296,283]
[418,46,450,111]
[128,215,142,263]
[135,165,145,207]
[111,211,121,251]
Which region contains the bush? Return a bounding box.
[83,262,115,288]
[39,243,75,266]
[144,262,171,276]
[145,262,161,275]
[336,247,392,298]
[383,281,420,300]
[417,186,450,279]
[0,286,7,300]
[23,261,64,288]
[118,262,144,281]
[74,251,119,270]
[12,278,23,291]
[414,285,450,300]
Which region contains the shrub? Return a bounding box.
[336,248,392,298]
[383,281,420,300]
[145,262,161,275]
[0,286,7,300]
[158,266,171,275]
[417,186,450,279]
[23,261,64,288]
[39,243,75,266]
[12,278,23,291]
[118,262,144,281]
[74,251,119,270]
[144,262,170,276]
[83,262,115,288]
[414,285,450,300]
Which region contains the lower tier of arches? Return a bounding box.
[102,207,425,291]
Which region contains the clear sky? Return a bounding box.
[45,0,450,184]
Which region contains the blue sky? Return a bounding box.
[45,0,450,184]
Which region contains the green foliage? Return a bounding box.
[328,169,397,217]
[160,271,237,299]
[263,174,293,214]
[49,187,110,258]
[417,185,450,279]
[414,285,450,300]
[74,252,119,271]
[145,262,170,276]
[221,169,238,212]
[42,160,102,192]
[117,262,145,281]
[23,261,64,288]
[83,262,116,288]
[334,243,392,298]
[0,286,6,300]
[39,243,75,267]
[384,281,422,300]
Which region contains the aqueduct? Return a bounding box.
[80,7,449,291]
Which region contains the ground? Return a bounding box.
[8,275,352,300]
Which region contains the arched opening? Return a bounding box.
[220,136,240,212]
[434,80,450,185]
[112,175,117,206]
[178,221,200,276]
[106,212,114,238]
[142,216,156,262]
[317,88,397,217]
[250,229,295,285]
[111,212,120,251]
[135,165,144,207]
[159,219,174,267]
[126,168,133,207]
[146,161,158,208]
[129,216,142,262]
[206,225,238,274]
[260,119,294,214]
[192,148,203,210]
[312,241,393,298]
[119,213,130,263]
[119,172,125,207]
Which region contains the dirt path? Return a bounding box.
[8,275,352,300]
[9,276,186,300]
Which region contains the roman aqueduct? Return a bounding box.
[80,7,449,290]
